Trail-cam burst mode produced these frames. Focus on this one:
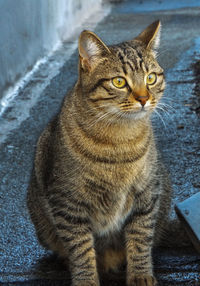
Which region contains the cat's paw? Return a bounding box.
[129,275,158,286]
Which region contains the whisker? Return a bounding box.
[161,97,179,105]
[157,47,169,58]
[157,102,177,114]
[156,106,171,118]
[71,103,114,121]
[153,109,167,130]
[159,100,177,109]
[87,112,111,129]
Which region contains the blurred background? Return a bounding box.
[0,0,108,115]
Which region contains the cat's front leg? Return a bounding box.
[125,194,159,286]
[51,203,99,286]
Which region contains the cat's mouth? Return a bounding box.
[140,105,154,113]
[120,104,154,120]
[141,105,148,111]
[123,104,152,113]
[118,99,154,114]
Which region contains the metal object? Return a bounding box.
[175,192,200,254]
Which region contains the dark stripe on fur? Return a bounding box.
[54,210,90,225]
[134,195,159,217]
[75,246,93,260]
[118,51,126,65]
[57,224,90,236]
[88,78,110,93]
[89,95,118,102]
[126,61,135,72]
[85,178,110,193]
[68,237,92,254]
[74,270,94,279]
[122,65,127,75]
[68,131,151,164]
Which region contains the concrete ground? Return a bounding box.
[0,0,200,285]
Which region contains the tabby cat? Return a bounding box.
[27,20,172,286]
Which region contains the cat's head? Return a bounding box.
[78,20,165,121]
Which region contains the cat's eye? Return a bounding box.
[112,77,127,88]
[146,73,157,85]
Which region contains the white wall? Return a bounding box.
[0,0,103,100]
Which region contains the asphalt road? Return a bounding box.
[0,0,200,285]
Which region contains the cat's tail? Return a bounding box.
[155,218,193,248]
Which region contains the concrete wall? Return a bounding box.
[0,0,102,100]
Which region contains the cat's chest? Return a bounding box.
[92,191,133,236]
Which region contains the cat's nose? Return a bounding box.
[135,95,149,106]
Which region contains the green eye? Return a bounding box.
[112,77,127,88]
[146,73,157,85]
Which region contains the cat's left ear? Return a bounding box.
[135,20,161,52]
[78,30,111,71]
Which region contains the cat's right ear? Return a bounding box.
[135,20,161,52]
[78,30,111,71]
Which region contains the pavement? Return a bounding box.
[0,0,200,285]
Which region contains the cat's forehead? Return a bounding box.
[110,41,158,73]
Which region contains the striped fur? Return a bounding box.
[27,21,172,286]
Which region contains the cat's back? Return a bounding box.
[33,112,64,191]
[32,93,80,194]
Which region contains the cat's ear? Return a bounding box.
[78,30,111,71]
[135,20,161,51]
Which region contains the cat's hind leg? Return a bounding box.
[27,178,62,253]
